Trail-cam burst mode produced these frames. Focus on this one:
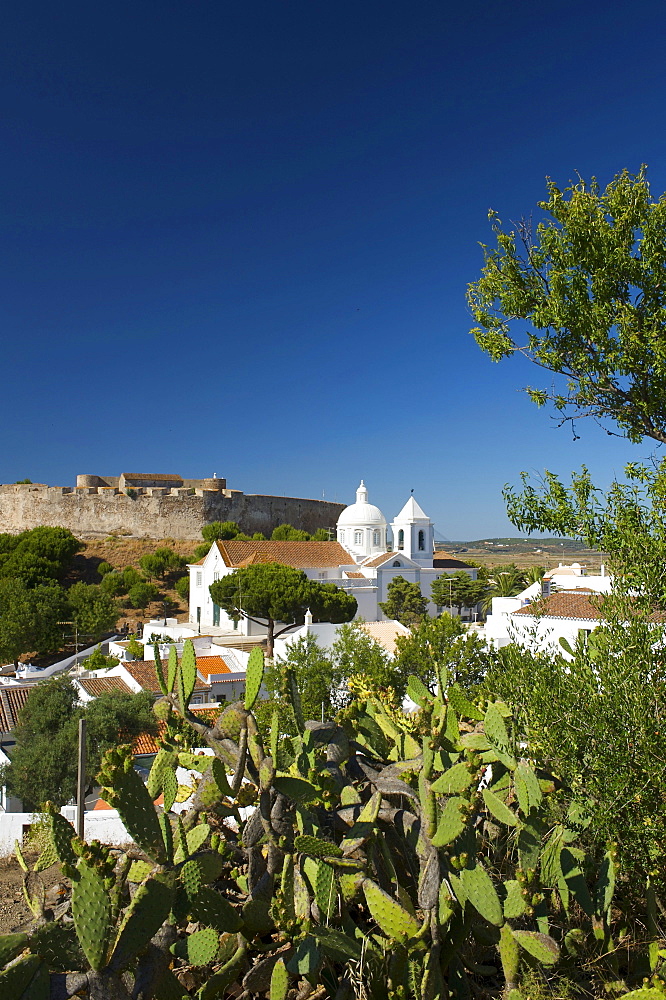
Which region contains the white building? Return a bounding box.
[484,563,613,655]
[187,481,476,638]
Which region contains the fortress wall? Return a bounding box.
[0,484,344,540]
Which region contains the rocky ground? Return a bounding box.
[0,852,65,933]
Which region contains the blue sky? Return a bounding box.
[2,0,666,538]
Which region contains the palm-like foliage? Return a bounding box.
[482,563,526,612]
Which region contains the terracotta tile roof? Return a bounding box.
[0,686,32,733]
[79,677,133,697]
[345,571,365,579]
[123,661,209,693]
[359,620,410,656]
[513,591,603,621]
[363,551,400,568]
[514,591,666,624]
[196,655,232,681]
[215,540,352,569]
[433,552,473,569]
[133,722,165,755]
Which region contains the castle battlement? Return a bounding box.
[0,473,344,540]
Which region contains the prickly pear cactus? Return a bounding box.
[0,646,631,1000]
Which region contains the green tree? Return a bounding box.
[209,563,357,657]
[482,622,666,891]
[202,521,243,542]
[330,621,399,700]
[394,613,489,693]
[379,575,427,626]
[127,582,159,612]
[100,571,127,597]
[6,679,157,809]
[430,571,487,617]
[97,560,113,577]
[84,645,119,670]
[468,166,666,444]
[139,553,164,580]
[0,579,68,665]
[271,523,311,540]
[0,526,83,586]
[266,633,336,722]
[155,547,187,577]
[67,582,120,640]
[122,566,142,589]
[125,635,144,659]
[174,574,190,601]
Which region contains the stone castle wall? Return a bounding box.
[0,483,345,540]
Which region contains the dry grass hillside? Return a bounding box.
[67,536,200,628]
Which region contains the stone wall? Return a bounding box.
[0,483,345,540]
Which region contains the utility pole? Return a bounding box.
[77,718,86,840]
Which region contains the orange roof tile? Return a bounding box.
[197,655,232,680]
[133,721,166,755]
[345,571,365,578]
[215,539,352,569]
[363,551,403,568]
[123,661,209,694]
[0,686,33,733]
[79,677,133,697]
[513,591,603,620]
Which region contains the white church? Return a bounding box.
[188,482,476,637]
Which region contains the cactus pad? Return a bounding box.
[99,747,166,863]
[72,857,112,971]
[244,646,265,710]
[363,878,421,943]
[270,957,289,1000]
[460,862,504,926]
[432,795,466,847]
[511,929,559,965]
[110,876,174,972]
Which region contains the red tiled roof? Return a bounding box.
[196,656,231,681]
[79,677,133,697]
[215,540,352,569]
[345,571,364,579]
[513,591,603,621]
[514,591,666,623]
[0,686,33,733]
[363,551,401,568]
[133,722,165,755]
[123,661,209,693]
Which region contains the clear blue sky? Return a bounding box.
[2,0,665,538]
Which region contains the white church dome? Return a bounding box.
[337,481,387,527]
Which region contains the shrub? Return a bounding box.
[126,582,159,611]
[174,574,190,601]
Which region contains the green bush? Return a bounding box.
[174,574,190,601]
[126,582,159,611]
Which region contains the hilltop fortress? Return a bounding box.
[0,473,345,540]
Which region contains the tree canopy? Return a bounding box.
[5,678,157,809]
[394,613,489,693]
[209,563,357,656]
[378,575,427,625]
[468,166,666,444]
[0,526,83,586]
[430,571,487,616]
